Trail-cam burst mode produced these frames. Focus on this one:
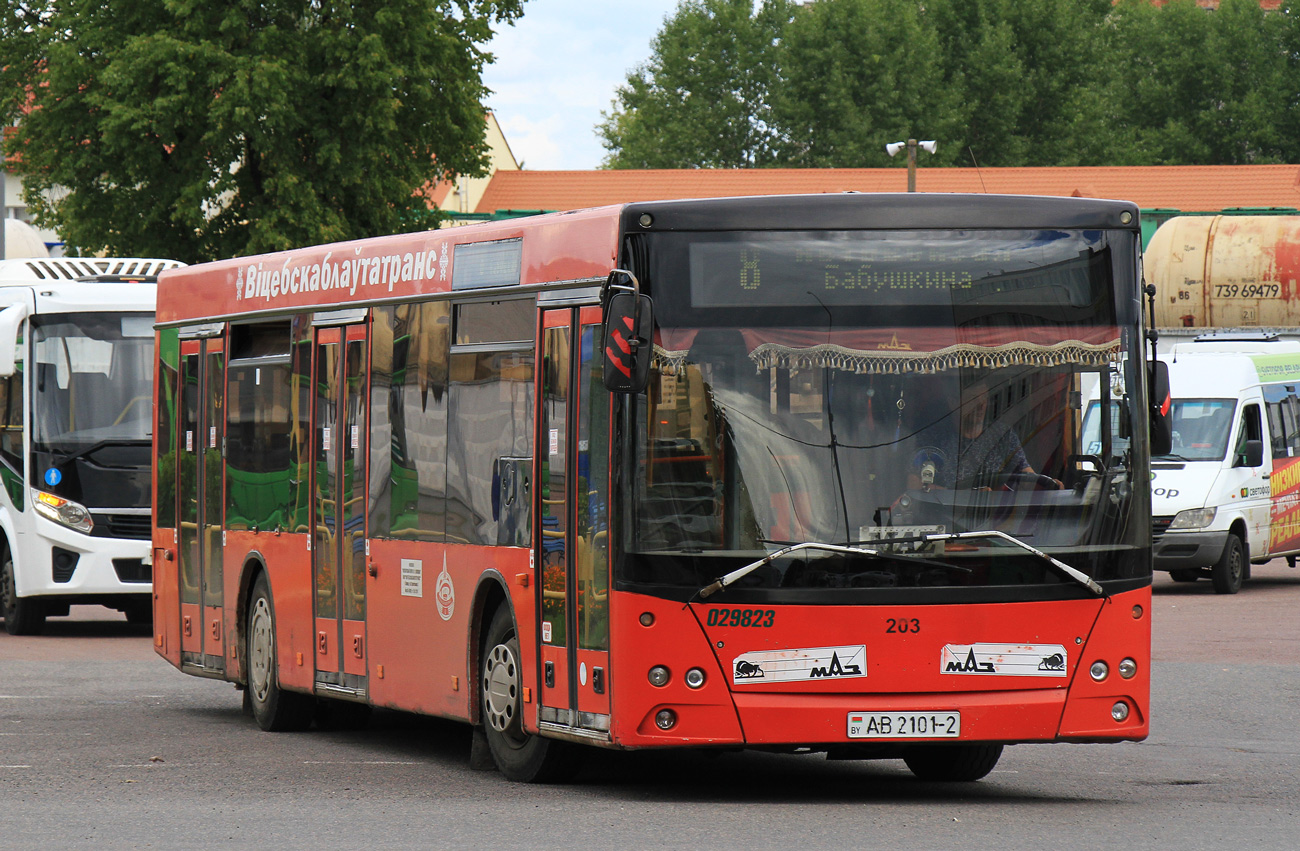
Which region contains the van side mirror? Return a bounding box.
[602,291,653,394]
[1148,360,1172,456]
[0,302,30,378]
[1237,439,1264,469]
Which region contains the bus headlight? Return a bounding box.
[32,490,94,534]
[1168,507,1216,530]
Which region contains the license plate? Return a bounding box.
[847,711,961,739]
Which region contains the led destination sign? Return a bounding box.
[687,230,1107,309]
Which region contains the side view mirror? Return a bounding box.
[1148,360,1172,457]
[1237,439,1264,469]
[0,302,30,378]
[602,291,653,394]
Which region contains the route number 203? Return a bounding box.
[886,617,921,633]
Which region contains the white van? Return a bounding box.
[1086,335,1300,593]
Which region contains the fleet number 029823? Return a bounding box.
[847,711,961,739]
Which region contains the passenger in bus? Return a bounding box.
[906,378,1056,490]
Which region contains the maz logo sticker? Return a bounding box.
[732,645,866,685]
[941,643,1068,677]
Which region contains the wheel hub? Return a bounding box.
[248,597,273,703]
[483,643,519,733]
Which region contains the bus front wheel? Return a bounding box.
[903,743,1003,782]
[480,606,581,782]
[246,573,314,731]
[1,550,45,636]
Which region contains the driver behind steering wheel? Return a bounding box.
[906,378,1058,491]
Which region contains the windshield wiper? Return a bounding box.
[695,541,970,600]
[695,532,1105,600]
[925,530,1106,598]
[50,438,152,469]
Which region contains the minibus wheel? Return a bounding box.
[1211,535,1245,595]
[903,743,1003,782]
[481,606,582,782]
[1,548,45,636]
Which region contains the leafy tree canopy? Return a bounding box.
[0,1,522,262]
[598,0,795,168]
[600,0,1300,170]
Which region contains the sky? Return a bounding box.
[481,0,682,171]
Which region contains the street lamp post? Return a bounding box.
[885,138,937,192]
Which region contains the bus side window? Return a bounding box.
[1235,403,1263,467]
[1267,398,1288,457]
[0,369,21,469]
[1287,393,1300,459]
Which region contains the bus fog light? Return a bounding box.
[655,709,677,730]
[1090,660,1109,681]
[648,665,670,687]
[1111,701,1130,722]
[639,612,655,627]
[1118,658,1138,679]
[684,668,706,689]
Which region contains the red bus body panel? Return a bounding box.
[151,528,180,665]
[608,587,1149,748]
[154,209,620,326]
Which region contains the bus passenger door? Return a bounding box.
[538,307,611,737]
[311,322,369,697]
[178,336,226,673]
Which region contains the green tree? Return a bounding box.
[598,0,794,169]
[1106,0,1298,165]
[927,0,1114,167]
[0,1,522,262]
[771,0,963,168]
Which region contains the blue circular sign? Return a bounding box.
[44,468,62,486]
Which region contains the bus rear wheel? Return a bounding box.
[1,550,45,636]
[903,743,1003,782]
[481,606,581,782]
[246,573,314,732]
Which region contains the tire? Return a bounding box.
[245,573,315,731]
[1211,535,1245,595]
[1168,569,1199,583]
[1,549,46,636]
[481,606,582,782]
[123,599,153,626]
[904,743,1003,782]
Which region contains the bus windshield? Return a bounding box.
[30,312,156,457]
[619,228,1146,598]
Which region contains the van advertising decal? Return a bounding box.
[1270,457,1300,551]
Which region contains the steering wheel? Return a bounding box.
[954,472,1062,491]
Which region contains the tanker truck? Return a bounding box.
[1143,215,1300,589]
[1148,214,1300,349]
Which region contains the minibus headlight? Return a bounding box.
[1168,507,1216,530]
[32,490,94,534]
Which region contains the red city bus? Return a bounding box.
[152,193,1160,782]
